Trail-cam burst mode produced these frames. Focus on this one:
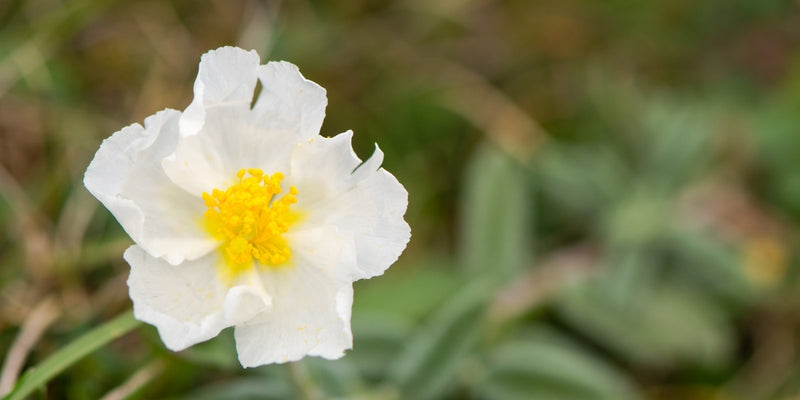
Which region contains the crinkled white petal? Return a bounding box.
[251,61,327,140]
[234,228,356,367]
[125,245,272,351]
[163,109,299,197]
[84,109,218,265]
[319,168,410,280]
[181,46,261,136]
[287,132,411,280]
[165,57,319,197]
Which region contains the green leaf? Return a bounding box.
[477,329,643,400]
[638,98,712,192]
[389,281,492,400]
[460,144,532,278]
[305,357,364,397]
[176,328,237,369]
[4,310,141,400]
[666,227,755,305]
[348,313,412,380]
[602,185,671,249]
[556,279,733,369]
[533,142,630,215]
[173,376,292,400]
[353,261,461,321]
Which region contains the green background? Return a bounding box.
[2,0,800,399]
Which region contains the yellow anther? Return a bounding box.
[202,169,300,280]
[248,168,263,177]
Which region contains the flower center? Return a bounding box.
[202,168,298,276]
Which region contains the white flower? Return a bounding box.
[83,47,411,367]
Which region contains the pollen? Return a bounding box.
[202,168,298,277]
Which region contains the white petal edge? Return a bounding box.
[322,165,410,280]
[234,227,356,367]
[250,61,327,140]
[288,132,411,280]
[181,47,261,137]
[125,245,272,351]
[84,109,218,265]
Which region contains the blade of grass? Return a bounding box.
[3,310,141,400]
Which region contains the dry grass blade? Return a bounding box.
[99,360,165,400]
[0,164,53,277]
[488,244,600,327]
[0,297,60,396]
[436,62,547,163]
[365,23,548,163]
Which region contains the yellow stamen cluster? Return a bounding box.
[203,168,298,276]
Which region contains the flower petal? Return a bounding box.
[163,54,326,198]
[251,61,327,140]
[180,47,261,136]
[125,245,271,351]
[84,109,218,265]
[288,132,411,280]
[162,109,300,197]
[321,165,410,280]
[234,228,356,366]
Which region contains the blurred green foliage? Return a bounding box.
[2,0,800,399]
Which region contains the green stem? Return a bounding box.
[3,310,141,400]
